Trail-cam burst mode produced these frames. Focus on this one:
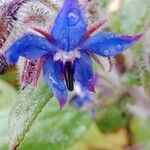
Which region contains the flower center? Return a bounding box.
[64,61,74,91]
[54,49,81,63]
[54,50,81,91]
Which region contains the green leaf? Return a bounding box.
[68,123,127,150]
[120,0,150,34]
[9,81,53,150]
[96,96,131,133]
[8,80,91,150]
[110,15,123,33]
[0,89,91,150]
[121,72,141,86]
[0,110,10,150]
[141,70,150,97]
[19,100,91,150]
[131,118,150,144]
[0,80,18,109]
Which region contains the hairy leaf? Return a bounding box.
[96,96,131,133]
[141,70,150,97]
[19,100,91,150]
[9,81,53,150]
[0,80,17,109]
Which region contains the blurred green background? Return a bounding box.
[1,0,150,150]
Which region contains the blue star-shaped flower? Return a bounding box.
[5,0,142,108]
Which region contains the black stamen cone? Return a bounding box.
[0,53,7,75]
[64,62,74,91]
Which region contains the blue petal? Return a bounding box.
[74,52,93,89]
[71,83,93,108]
[71,94,92,108]
[81,32,142,57]
[5,34,55,64]
[43,57,68,108]
[51,0,87,51]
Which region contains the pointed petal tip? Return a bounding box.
[101,19,108,25]
[87,83,96,93]
[58,98,67,109]
[88,87,96,93]
[86,74,100,93]
[134,33,144,41]
[121,33,143,42]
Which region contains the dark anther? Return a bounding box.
[64,61,74,91]
[0,52,7,75]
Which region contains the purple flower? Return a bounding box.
[5,0,142,108]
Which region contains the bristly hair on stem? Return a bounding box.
[1,0,60,52]
[0,52,7,74]
[21,59,43,89]
[16,0,59,31]
[0,0,31,49]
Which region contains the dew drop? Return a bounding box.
[106,33,115,39]
[111,33,116,37]
[41,45,47,50]
[38,37,42,41]
[28,36,33,41]
[67,9,80,26]
[16,41,20,45]
[104,50,110,56]
[116,44,122,51]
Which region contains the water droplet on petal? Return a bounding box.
[28,36,33,41]
[16,41,20,45]
[116,44,122,51]
[38,37,42,41]
[67,9,80,26]
[111,33,116,38]
[104,50,110,56]
[106,33,115,39]
[41,45,47,50]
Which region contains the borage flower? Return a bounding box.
[5,0,142,108]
